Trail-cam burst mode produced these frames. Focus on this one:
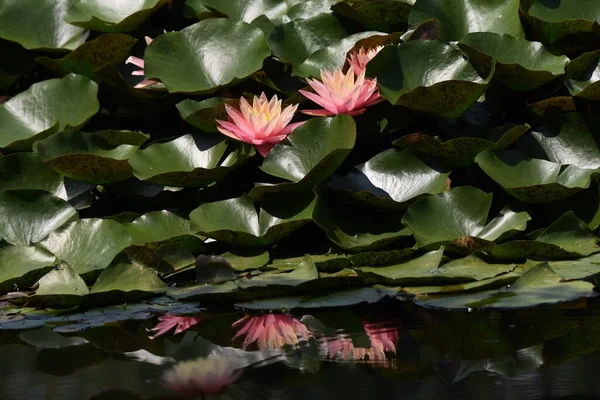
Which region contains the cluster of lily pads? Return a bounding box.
[1,0,600,318]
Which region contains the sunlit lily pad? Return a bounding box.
[35,130,149,184]
[475,149,597,203]
[0,0,88,50]
[27,262,90,308]
[407,0,524,41]
[237,255,319,289]
[38,218,133,277]
[183,0,305,22]
[221,249,270,272]
[367,40,494,117]
[177,97,236,132]
[394,124,530,167]
[416,264,597,310]
[403,272,521,296]
[129,133,254,188]
[190,192,315,247]
[327,149,450,210]
[65,0,167,32]
[0,74,99,149]
[542,253,600,281]
[331,0,412,33]
[0,245,58,294]
[144,19,271,93]
[402,186,531,252]
[124,211,199,246]
[0,190,77,246]
[457,33,569,91]
[358,248,444,285]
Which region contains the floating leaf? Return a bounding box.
[331,0,412,33]
[327,149,450,210]
[543,253,600,281]
[124,210,197,246]
[144,19,271,93]
[0,0,88,50]
[35,33,137,81]
[367,41,494,117]
[404,272,520,295]
[404,18,441,41]
[402,186,531,251]
[0,245,58,294]
[457,33,568,91]
[129,133,253,188]
[194,255,237,284]
[28,262,90,308]
[177,97,236,132]
[407,0,524,42]
[527,96,577,120]
[358,248,444,285]
[183,0,305,22]
[38,218,133,277]
[237,255,319,289]
[221,249,270,272]
[475,149,597,203]
[394,124,530,167]
[190,192,315,247]
[0,190,77,246]
[34,130,148,184]
[313,189,411,252]
[416,264,596,310]
[65,0,167,32]
[0,74,99,150]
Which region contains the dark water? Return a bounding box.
[2,298,600,400]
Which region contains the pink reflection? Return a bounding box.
[232,314,313,350]
[319,321,399,362]
[149,313,204,339]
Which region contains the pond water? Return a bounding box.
[2,297,600,400]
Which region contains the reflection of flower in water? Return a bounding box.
[149,313,204,339]
[319,321,399,363]
[232,314,313,350]
[162,357,241,398]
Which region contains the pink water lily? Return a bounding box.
[162,357,241,397]
[125,36,159,89]
[299,66,384,117]
[347,46,384,76]
[216,93,305,157]
[232,314,312,350]
[149,313,204,339]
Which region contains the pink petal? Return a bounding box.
[299,90,338,114]
[278,121,306,136]
[300,109,336,116]
[256,142,276,157]
[134,79,159,89]
[125,56,145,69]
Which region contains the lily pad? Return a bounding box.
[565,50,600,99]
[124,211,197,246]
[221,249,270,272]
[313,189,411,252]
[34,130,149,184]
[0,0,88,50]
[543,253,600,281]
[35,262,89,296]
[65,0,167,32]
[402,186,531,251]
[0,190,77,246]
[394,124,530,167]
[144,19,271,93]
[475,149,597,203]
[457,33,568,91]
[331,0,412,33]
[237,255,319,289]
[194,255,237,284]
[183,0,305,22]
[0,74,99,150]
[358,248,445,285]
[327,149,450,210]
[38,218,133,277]
[404,272,521,295]
[407,0,524,42]
[416,264,597,310]
[0,245,58,294]
[177,97,236,132]
[35,33,138,81]
[367,40,494,117]
[129,133,253,188]
[190,192,315,247]
[404,18,441,41]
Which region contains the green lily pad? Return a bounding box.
[358,248,445,285]
[183,0,305,22]
[35,33,137,81]
[457,33,569,91]
[416,263,597,310]
[0,245,58,294]
[327,149,450,210]
[124,210,198,246]
[293,31,386,78]
[34,130,148,184]
[167,280,239,301]
[524,0,600,54]
[487,211,600,261]
[268,12,349,65]
[177,97,236,132]
[407,0,524,42]
[221,249,270,272]
[129,133,253,188]
[65,0,167,32]
[367,40,494,117]
[402,186,531,252]
[194,255,237,284]
[0,190,77,246]
[35,262,88,296]
[404,272,521,295]
[144,19,271,93]
[258,115,356,187]
[543,253,600,281]
[527,96,577,120]
[313,189,411,252]
[0,74,99,150]
[475,149,597,203]
[237,255,319,289]
[38,218,133,277]
[190,192,315,247]
[394,124,530,167]
[331,0,412,33]
[0,0,88,50]
[404,18,441,41]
